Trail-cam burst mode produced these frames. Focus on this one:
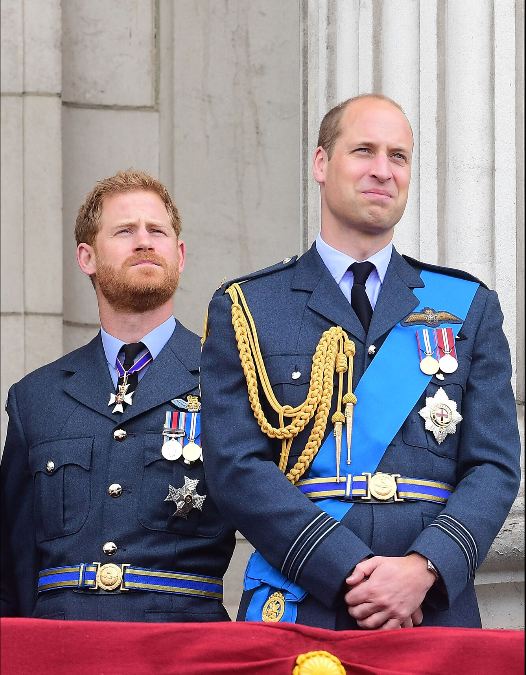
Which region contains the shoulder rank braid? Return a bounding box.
[225,282,357,484]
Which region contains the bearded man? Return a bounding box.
[1,170,235,622]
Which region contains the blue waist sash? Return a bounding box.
[245,269,479,622]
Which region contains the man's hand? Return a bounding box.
[344,553,436,629]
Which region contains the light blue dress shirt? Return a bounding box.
[315,233,392,309]
[101,315,176,388]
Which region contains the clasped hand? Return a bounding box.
[344,553,436,630]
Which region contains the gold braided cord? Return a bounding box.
[201,308,210,346]
[226,282,355,484]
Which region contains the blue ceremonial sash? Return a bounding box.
[244,554,307,622]
[244,269,479,622]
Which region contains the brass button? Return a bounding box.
[103,541,118,556]
[368,345,376,356]
[113,429,127,441]
[46,461,55,474]
[108,484,123,498]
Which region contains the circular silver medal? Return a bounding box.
[182,441,201,462]
[162,439,183,461]
[420,355,440,376]
[438,354,458,374]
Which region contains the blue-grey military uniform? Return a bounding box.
[199,244,521,630]
[1,322,236,622]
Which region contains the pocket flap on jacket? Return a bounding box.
[263,354,313,386]
[29,437,93,475]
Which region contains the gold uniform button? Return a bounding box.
[103,541,118,556]
[113,429,127,441]
[108,484,123,498]
[46,461,55,474]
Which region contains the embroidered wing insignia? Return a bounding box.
[401,307,462,328]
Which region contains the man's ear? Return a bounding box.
[177,240,186,274]
[312,146,328,185]
[77,243,97,277]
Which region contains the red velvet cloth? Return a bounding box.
[1,619,523,675]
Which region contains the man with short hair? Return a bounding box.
[200,94,521,629]
[1,170,235,621]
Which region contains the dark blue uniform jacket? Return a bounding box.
[200,245,521,630]
[1,322,236,622]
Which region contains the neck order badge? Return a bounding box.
[108,344,152,413]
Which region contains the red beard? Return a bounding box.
[95,252,180,313]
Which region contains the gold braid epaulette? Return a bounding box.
[226,282,356,484]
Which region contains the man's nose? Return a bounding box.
[133,225,154,250]
[370,153,392,182]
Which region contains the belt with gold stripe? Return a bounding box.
[297,472,453,504]
[38,563,223,599]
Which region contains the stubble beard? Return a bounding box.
[95,252,180,313]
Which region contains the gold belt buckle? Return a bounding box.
[92,563,130,591]
[363,472,403,501]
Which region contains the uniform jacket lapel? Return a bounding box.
[292,245,366,342]
[61,322,199,422]
[61,335,118,421]
[121,322,199,423]
[367,249,424,345]
[291,244,425,346]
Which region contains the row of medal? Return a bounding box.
[416,327,458,377]
[162,410,202,463]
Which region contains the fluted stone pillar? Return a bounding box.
[300,0,524,629]
[1,0,63,442]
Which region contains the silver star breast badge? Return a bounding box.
[419,387,462,444]
[165,476,206,519]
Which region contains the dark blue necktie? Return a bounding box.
[117,342,146,397]
[350,261,375,332]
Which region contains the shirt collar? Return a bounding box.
[101,315,176,367]
[315,233,392,284]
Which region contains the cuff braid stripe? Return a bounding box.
[437,513,479,565]
[428,514,478,579]
[281,513,339,583]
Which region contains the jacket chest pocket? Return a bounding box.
[137,443,223,538]
[29,438,93,542]
[263,354,314,410]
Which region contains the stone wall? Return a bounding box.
[1,0,523,628]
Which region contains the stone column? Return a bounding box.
[1,0,63,441]
[300,0,524,629]
[160,0,301,337]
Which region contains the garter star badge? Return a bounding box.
[419,387,462,444]
[165,477,206,518]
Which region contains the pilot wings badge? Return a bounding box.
[402,307,462,328]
